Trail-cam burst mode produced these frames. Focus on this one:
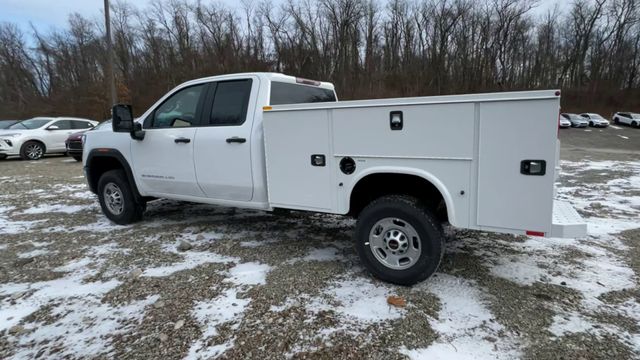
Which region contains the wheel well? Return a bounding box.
[87,156,126,194]
[349,173,448,222]
[21,140,46,153]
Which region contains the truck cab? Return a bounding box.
[84,73,336,210]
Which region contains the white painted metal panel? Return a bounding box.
[332,103,474,159]
[263,109,335,211]
[476,99,559,233]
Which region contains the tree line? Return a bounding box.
[1,0,639,121]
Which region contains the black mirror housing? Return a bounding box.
[112,104,134,133]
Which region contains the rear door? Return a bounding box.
[193,77,257,201]
[476,97,559,234]
[131,83,208,197]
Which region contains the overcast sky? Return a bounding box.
[0,0,566,35]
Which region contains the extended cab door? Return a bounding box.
[193,77,257,201]
[130,83,208,197]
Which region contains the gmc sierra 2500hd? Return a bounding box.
[83,72,587,285]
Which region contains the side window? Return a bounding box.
[51,120,72,130]
[151,84,206,128]
[208,80,252,126]
[270,82,336,105]
[71,120,93,129]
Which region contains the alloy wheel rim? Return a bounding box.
[26,144,43,160]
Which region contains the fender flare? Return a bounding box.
[85,148,142,200]
[346,166,457,225]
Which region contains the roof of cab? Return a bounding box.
[180,72,335,91]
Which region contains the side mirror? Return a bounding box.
[112,104,134,133]
[47,125,59,130]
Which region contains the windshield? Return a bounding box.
[0,120,16,129]
[631,113,640,119]
[8,118,50,130]
[589,114,605,120]
[564,114,581,120]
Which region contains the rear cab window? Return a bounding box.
[270,81,336,105]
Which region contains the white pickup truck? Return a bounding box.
[83,72,587,285]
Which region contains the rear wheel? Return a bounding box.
[354,195,445,285]
[20,141,45,160]
[72,155,82,162]
[97,169,145,224]
[0,154,6,160]
[632,121,638,128]
[589,121,594,127]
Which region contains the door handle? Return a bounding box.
[174,137,191,144]
[226,137,246,144]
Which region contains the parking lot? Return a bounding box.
[0,126,639,359]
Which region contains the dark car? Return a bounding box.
[0,120,19,129]
[65,120,111,161]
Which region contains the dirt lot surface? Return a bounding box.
[1,126,639,359]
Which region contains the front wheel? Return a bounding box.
[97,169,145,225]
[72,155,82,162]
[0,154,6,160]
[632,121,639,128]
[20,141,45,160]
[354,195,445,285]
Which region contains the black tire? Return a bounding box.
[0,154,6,160]
[589,121,594,127]
[354,195,445,285]
[20,141,45,160]
[633,121,638,128]
[97,169,145,225]
[72,155,82,162]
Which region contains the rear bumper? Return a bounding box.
[549,200,587,238]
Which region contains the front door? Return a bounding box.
[193,78,257,201]
[47,120,75,151]
[131,83,207,197]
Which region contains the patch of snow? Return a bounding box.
[225,262,271,286]
[301,247,343,262]
[21,203,91,215]
[0,205,45,234]
[406,274,519,359]
[617,135,629,140]
[13,294,158,359]
[17,248,51,258]
[143,244,237,277]
[309,278,404,323]
[187,288,250,359]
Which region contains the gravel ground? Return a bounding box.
[0,126,639,359]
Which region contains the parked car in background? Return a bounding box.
[559,116,571,128]
[580,113,609,127]
[612,112,640,128]
[0,120,19,129]
[66,120,111,161]
[0,117,97,160]
[561,113,588,128]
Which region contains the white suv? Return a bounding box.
[0,117,97,160]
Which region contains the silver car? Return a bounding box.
[561,113,588,128]
[580,113,610,128]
